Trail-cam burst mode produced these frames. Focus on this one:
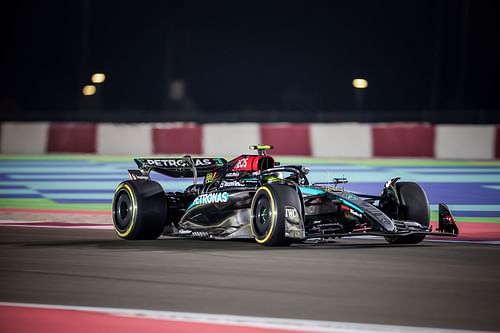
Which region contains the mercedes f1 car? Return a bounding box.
[112,145,458,246]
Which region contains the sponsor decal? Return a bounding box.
[191,192,229,206]
[225,172,240,178]
[284,205,300,224]
[350,209,363,219]
[146,159,212,167]
[204,172,217,183]
[285,208,298,219]
[219,180,244,188]
[233,157,249,170]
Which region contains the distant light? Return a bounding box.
[82,85,96,96]
[352,78,368,89]
[91,73,106,84]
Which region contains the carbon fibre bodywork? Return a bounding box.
[117,146,458,243]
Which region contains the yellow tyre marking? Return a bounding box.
[251,187,276,244]
[112,183,137,238]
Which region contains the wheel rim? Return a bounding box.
[253,196,272,237]
[113,189,133,232]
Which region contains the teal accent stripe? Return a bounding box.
[299,187,325,196]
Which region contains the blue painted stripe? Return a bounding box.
[0,185,29,189]
[451,211,500,218]
[39,189,114,194]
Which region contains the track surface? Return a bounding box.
[1,227,500,331]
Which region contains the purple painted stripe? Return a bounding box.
[53,199,111,204]
[39,189,114,194]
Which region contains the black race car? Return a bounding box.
[112,145,458,246]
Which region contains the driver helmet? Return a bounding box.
[262,172,283,183]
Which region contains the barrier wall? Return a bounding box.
[1,122,498,159]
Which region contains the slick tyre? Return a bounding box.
[250,183,302,247]
[112,180,167,240]
[385,182,430,245]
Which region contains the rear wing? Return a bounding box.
[133,157,227,178]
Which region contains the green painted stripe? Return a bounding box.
[430,204,500,212]
[453,217,500,223]
[430,211,500,223]
[0,198,109,211]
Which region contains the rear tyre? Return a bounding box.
[112,180,167,240]
[385,182,430,245]
[250,183,302,246]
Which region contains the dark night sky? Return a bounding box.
[1,0,499,121]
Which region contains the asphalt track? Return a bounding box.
[1,156,500,332]
[1,227,500,331]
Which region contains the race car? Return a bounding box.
[112,145,458,246]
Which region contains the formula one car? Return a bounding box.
[112,145,458,246]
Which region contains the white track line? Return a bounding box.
[0,302,494,333]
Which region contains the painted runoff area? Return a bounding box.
[0,156,499,241]
[0,302,490,333]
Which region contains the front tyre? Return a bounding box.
[385,182,430,245]
[112,180,167,240]
[250,183,302,246]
